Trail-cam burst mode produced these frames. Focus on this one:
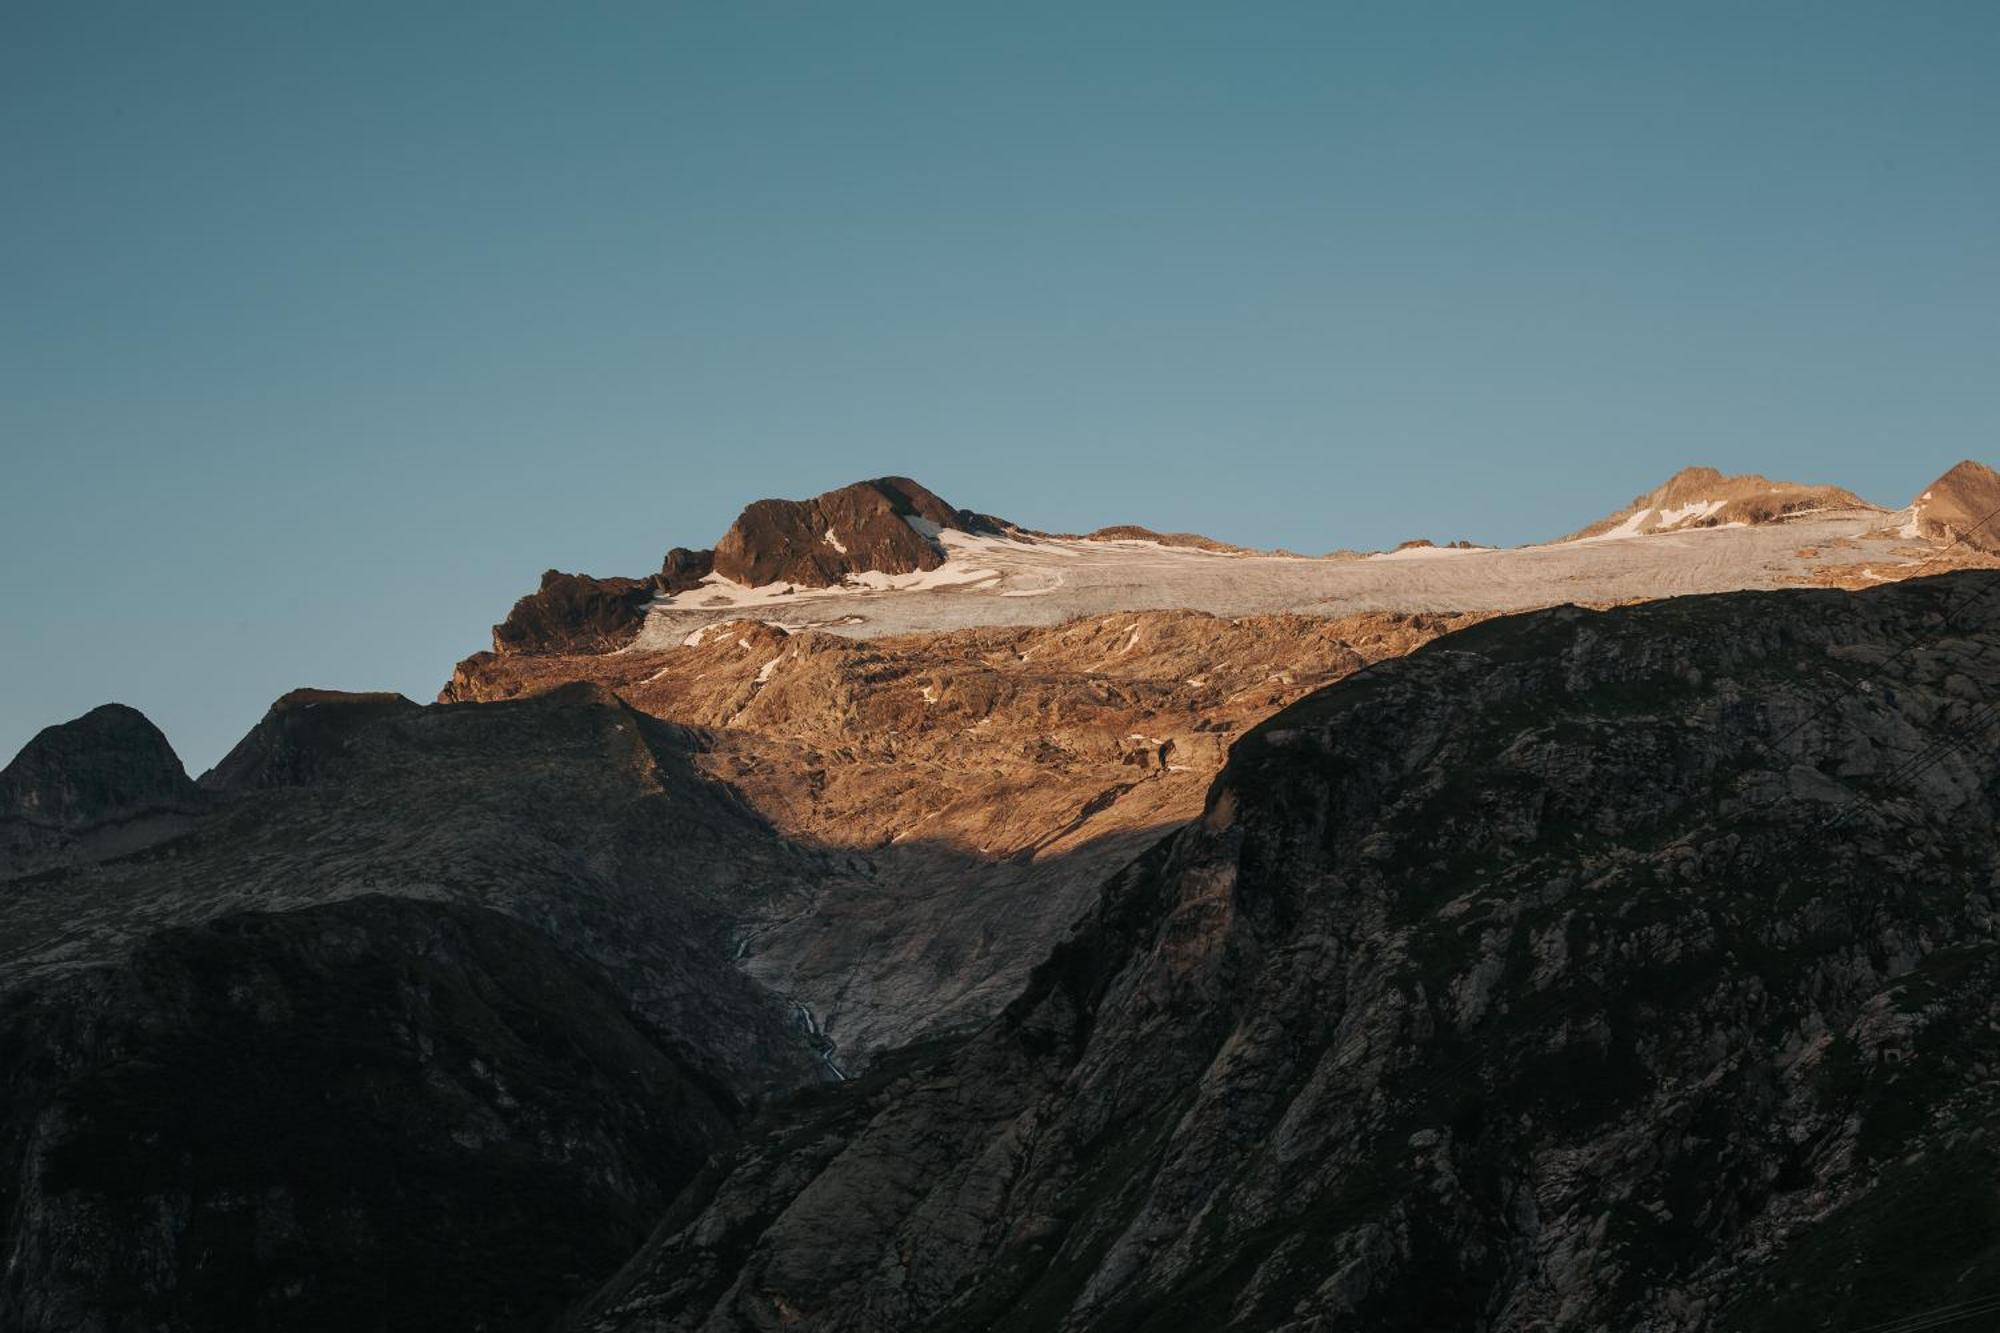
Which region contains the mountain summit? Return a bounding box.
[485,477,1005,655]
[711,475,1007,588]
[1894,459,2000,552]
[1562,466,1875,542]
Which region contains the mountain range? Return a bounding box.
[5,459,2000,1331]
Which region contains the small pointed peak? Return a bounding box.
[1,702,199,829]
[1904,459,2000,551]
[1933,458,2000,488]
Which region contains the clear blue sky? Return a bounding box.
[5,2,1997,771]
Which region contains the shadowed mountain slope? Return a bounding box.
[574,572,2000,1333]
[0,896,738,1332]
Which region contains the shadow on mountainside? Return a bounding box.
[0,683,1195,1332]
[566,572,2000,1333]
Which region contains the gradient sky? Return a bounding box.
[5,2,1998,771]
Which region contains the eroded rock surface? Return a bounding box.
[446,608,1480,1058]
[712,476,1005,589]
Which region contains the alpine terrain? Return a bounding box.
[5,461,2000,1331]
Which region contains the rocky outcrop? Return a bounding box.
[0,896,738,1332]
[199,688,419,792]
[481,478,1000,655]
[1898,459,2000,552]
[658,546,715,593]
[1565,465,1876,541]
[574,572,2000,1333]
[711,476,1005,589]
[492,569,664,655]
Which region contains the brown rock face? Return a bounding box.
[492,569,660,655]
[0,704,199,830]
[711,476,1004,588]
[1906,459,2000,551]
[443,607,1483,1059]
[658,545,715,592]
[1565,465,1875,540]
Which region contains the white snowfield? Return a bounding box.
[629,509,1919,648]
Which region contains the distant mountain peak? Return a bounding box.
[1895,458,2000,551]
[1563,467,1875,542]
[0,702,199,830]
[711,476,1008,589]
[483,476,1013,656]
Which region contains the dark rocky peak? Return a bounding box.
[200,688,419,793]
[0,703,200,830]
[711,475,1008,588]
[486,553,717,659]
[658,544,715,592]
[492,569,661,656]
[478,478,1008,657]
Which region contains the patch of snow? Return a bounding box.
[683,625,717,647]
[920,685,938,704]
[1656,499,1725,529]
[1567,507,1657,544]
[822,528,848,554]
[754,656,782,683]
[904,514,943,540]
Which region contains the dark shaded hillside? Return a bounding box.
[0,683,832,1099]
[0,897,737,1332]
[575,572,2000,1332]
[0,703,205,878]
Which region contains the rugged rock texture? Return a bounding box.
[0,896,738,1333]
[1,684,830,1099]
[1902,459,2000,553]
[445,609,1481,1060]
[199,688,419,791]
[711,476,1005,589]
[480,478,1002,656]
[574,572,2000,1333]
[661,546,717,592]
[493,570,666,655]
[1566,466,1876,541]
[0,704,204,878]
